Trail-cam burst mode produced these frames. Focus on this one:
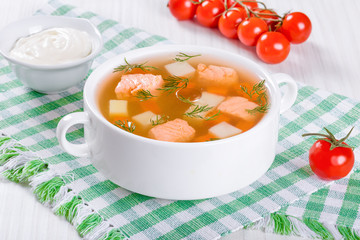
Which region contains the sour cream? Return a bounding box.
[9,27,92,65]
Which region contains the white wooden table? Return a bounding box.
[1,0,359,239]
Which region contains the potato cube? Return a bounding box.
[209,122,242,139]
[185,92,224,115]
[109,100,128,117]
[197,92,225,108]
[165,62,195,77]
[132,111,159,129]
[184,91,224,124]
[185,105,207,118]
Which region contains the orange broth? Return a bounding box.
[97,56,268,142]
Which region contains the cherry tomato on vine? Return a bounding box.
[303,128,355,180]
[256,32,290,64]
[218,8,247,39]
[196,0,225,28]
[237,17,267,46]
[252,9,280,31]
[227,0,258,9]
[168,0,198,20]
[279,12,312,44]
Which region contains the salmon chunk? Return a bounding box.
[196,64,239,87]
[148,118,195,142]
[115,74,164,99]
[217,96,259,121]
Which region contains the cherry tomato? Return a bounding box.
[309,140,354,180]
[196,0,225,28]
[237,17,267,46]
[303,128,355,180]
[218,8,247,39]
[256,32,290,64]
[252,9,280,31]
[227,0,258,9]
[168,0,198,20]
[279,12,312,44]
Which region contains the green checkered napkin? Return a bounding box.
[248,171,360,239]
[1,0,360,239]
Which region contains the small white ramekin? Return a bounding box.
[0,16,103,94]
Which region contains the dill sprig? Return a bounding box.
[184,104,220,121]
[113,58,158,73]
[240,80,270,114]
[240,80,266,99]
[179,95,220,120]
[158,75,189,94]
[135,89,156,101]
[185,104,212,117]
[204,110,220,121]
[246,104,270,115]
[150,115,169,126]
[115,120,136,133]
[177,95,194,105]
[173,52,201,62]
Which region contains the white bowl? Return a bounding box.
[57,45,298,200]
[0,16,103,94]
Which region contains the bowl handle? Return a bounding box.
[56,112,90,157]
[272,73,298,114]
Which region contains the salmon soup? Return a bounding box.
[97,53,269,142]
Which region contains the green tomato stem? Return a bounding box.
[302,127,355,150]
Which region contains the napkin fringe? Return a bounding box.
[2,133,358,240]
[0,135,127,240]
[248,212,360,239]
